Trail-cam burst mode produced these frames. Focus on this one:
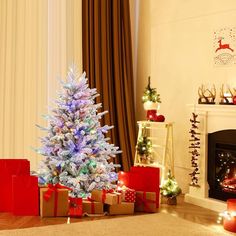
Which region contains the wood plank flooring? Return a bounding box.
[0,195,225,231]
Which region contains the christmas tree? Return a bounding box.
[37,66,121,198]
[160,170,181,198]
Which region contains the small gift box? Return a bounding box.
[0,159,30,212]
[135,191,156,213]
[40,184,70,217]
[121,188,136,203]
[12,175,39,216]
[106,202,134,215]
[82,199,104,214]
[69,197,83,217]
[91,189,121,205]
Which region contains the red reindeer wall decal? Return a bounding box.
[215,37,234,53]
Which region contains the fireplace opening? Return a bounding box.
[208,130,236,201]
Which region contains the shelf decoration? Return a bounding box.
[136,126,153,164]
[189,113,201,187]
[198,84,216,104]
[219,84,236,105]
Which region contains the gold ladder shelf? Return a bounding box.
[134,121,174,184]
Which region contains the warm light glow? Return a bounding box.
[218,210,236,221]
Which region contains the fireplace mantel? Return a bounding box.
[185,104,236,212]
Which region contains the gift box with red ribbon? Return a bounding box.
[106,202,134,215]
[12,175,39,216]
[118,187,136,203]
[91,189,121,205]
[0,159,30,212]
[135,191,156,213]
[69,197,83,217]
[82,199,104,214]
[40,184,70,217]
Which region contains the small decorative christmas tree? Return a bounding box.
[36,66,121,198]
[161,170,181,204]
[142,76,161,104]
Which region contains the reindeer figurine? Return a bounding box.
[215,37,234,53]
[198,84,216,104]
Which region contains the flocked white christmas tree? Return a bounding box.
[37,65,121,198]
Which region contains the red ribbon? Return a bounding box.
[87,197,95,214]
[101,189,114,203]
[43,183,71,217]
[136,192,156,212]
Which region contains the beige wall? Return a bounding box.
[136,0,236,192]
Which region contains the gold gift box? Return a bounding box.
[106,202,134,215]
[91,189,121,205]
[40,188,69,217]
[135,191,156,213]
[82,200,104,214]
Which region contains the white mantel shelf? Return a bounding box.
[187,103,236,113]
[185,104,236,212]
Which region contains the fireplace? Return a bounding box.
[208,130,236,201]
[185,104,236,212]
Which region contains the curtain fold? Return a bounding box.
[82,0,136,171]
[0,0,48,170]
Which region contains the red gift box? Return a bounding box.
[69,197,83,217]
[118,171,146,190]
[130,166,160,191]
[130,166,160,208]
[12,175,39,216]
[0,159,30,212]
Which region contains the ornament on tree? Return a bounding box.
[189,112,200,187]
[36,65,121,198]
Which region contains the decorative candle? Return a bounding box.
[223,199,236,233]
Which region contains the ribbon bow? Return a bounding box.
[101,189,114,203]
[136,192,156,212]
[43,183,72,216]
[87,197,95,214]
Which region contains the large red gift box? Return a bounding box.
[118,172,146,190]
[118,166,160,208]
[0,159,30,212]
[130,166,160,191]
[130,166,160,208]
[12,175,39,216]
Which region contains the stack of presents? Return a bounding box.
[0,159,160,217]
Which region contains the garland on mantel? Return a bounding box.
[189,113,201,187]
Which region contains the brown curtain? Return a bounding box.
[82,0,136,171]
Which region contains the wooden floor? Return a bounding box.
[0,195,223,231]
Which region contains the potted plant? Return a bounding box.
[142,76,161,111]
[160,170,181,205]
